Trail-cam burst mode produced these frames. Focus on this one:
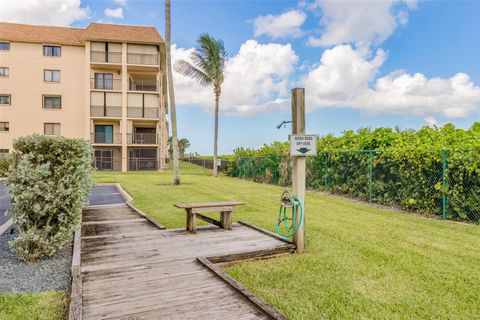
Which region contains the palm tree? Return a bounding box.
[178,138,191,159]
[175,34,227,177]
[168,137,190,159]
[165,0,180,184]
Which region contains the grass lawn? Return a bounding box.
[0,291,68,320]
[93,162,480,320]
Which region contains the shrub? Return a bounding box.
[230,123,480,222]
[6,135,92,261]
[0,154,13,177]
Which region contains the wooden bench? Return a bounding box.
[174,201,245,233]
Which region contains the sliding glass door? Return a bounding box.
[94,125,113,144]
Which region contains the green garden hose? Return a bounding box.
[276,190,303,238]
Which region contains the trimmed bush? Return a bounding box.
[0,154,13,177]
[229,123,480,222]
[6,135,92,261]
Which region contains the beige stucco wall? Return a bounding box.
[0,41,85,151]
[0,38,167,170]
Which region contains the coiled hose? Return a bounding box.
[276,190,303,238]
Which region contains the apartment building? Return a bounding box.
[0,22,169,172]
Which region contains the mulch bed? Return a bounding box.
[0,226,72,294]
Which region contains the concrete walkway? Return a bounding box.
[0,180,10,227]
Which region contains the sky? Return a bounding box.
[1,0,479,154]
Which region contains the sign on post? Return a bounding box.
[290,134,317,156]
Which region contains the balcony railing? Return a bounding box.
[90,78,122,90]
[128,133,158,145]
[128,80,159,92]
[92,157,164,171]
[128,158,160,171]
[90,105,122,117]
[90,51,122,64]
[127,107,159,119]
[91,132,122,144]
[93,157,122,171]
[127,53,159,66]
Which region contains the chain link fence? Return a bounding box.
[183,157,231,172]
[222,149,479,223]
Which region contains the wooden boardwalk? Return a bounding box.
[74,204,294,320]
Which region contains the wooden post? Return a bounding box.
[291,88,305,254]
[186,208,196,233]
[220,211,233,230]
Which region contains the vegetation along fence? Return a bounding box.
[227,149,479,223]
[184,157,230,172]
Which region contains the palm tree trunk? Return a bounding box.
[165,0,180,185]
[213,88,220,177]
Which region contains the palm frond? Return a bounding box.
[174,60,212,87]
[176,33,227,89]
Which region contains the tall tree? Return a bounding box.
[175,34,227,176]
[168,137,190,159]
[165,0,180,184]
[178,138,191,158]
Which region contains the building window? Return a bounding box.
[0,42,10,50]
[94,73,113,89]
[0,67,9,77]
[0,122,9,132]
[44,123,61,135]
[43,45,61,57]
[0,95,11,105]
[0,149,9,153]
[94,125,113,143]
[43,95,61,109]
[44,69,60,82]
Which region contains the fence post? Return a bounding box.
[442,149,447,220]
[323,153,328,192]
[369,150,374,203]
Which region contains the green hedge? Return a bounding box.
[0,154,13,177]
[6,135,92,261]
[229,124,480,222]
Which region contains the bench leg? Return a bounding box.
[220,211,232,230]
[186,209,196,233]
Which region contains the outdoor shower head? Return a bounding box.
[276,120,292,129]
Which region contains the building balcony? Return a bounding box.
[92,156,122,171]
[91,132,122,144]
[92,157,162,171]
[128,158,160,171]
[90,105,122,118]
[128,80,159,92]
[128,133,158,145]
[90,51,122,64]
[127,107,159,119]
[127,53,159,66]
[90,78,122,91]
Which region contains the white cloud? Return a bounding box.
[104,7,123,19]
[424,116,438,127]
[113,0,128,6]
[172,40,298,116]
[0,0,90,26]
[172,41,480,119]
[304,44,387,103]
[253,10,306,39]
[303,44,480,118]
[308,0,417,46]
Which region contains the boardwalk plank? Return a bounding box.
[78,205,290,320]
